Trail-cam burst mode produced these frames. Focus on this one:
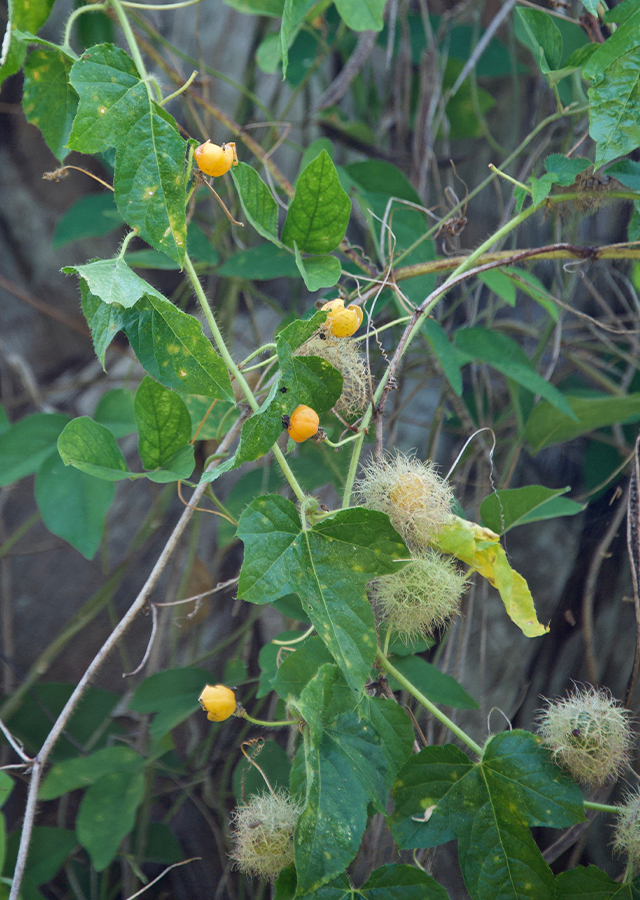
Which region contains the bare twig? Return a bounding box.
[626,434,640,706]
[581,489,629,685]
[124,858,200,900]
[123,603,158,677]
[8,419,243,900]
[0,718,32,763]
[447,0,517,99]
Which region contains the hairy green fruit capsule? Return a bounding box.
[536,685,633,785]
[231,790,303,881]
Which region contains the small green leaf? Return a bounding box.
[58,417,132,480]
[454,327,576,418]
[515,7,563,74]
[76,771,145,871]
[344,160,421,204]
[143,445,195,482]
[35,452,115,558]
[134,377,192,469]
[0,0,56,87]
[544,153,591,185]
[238,498,407,691]
[334,0,385,31]
[525,393,640,453]
[607,158,640,190]
[0,772,14,810]
[5,827,76,898]
[555,865,640,899]
[478,268,516,306]
[53,193,122,248]
[293,244,342,290]
[281,150,351,254]
[231,163,281,244]
[64,257,158,308]
[22,48,78,162]
[0,413,70,486]
[128,666,208,738]
[583,11,640,167]
[422,319,462,397]
[39,747,144,800]
[94,388,137,437]
[219,244,299,279]
[480,484,584,534]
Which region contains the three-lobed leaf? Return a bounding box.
[67,44,187,264]
[237,496,408,691]
[392,731,584,900]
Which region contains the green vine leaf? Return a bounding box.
[293,243,342,290]
[67,44,187,264]
[57,417,132,481]
[281,150,351,254]
[480,485,584,534]
[333,0,386,31]
[582,7,640,168]
[76,771,145,871]
[555,865,640,898]
[294,665,391,893]
[525,393,640,453]
[237,496,408,691]
[0,0,57,86]
[0,413,71,486]
[231,163,281,244]
[392,731,584,900]
[66,261,234,401]
[35,453,115,559]
[22,48,77,162]
[134,377,192,470]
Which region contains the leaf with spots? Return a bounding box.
[67,44,187,265]
[122,294,233,401]
[292,665,396,894]
[391,730,585,900]
[22,48,77,162]
[65,260,233,400]
[237,495,408,692]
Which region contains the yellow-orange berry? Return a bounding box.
[199,684,237,721]
[287,405,319,443]
[195,140,238,177]
[321,299,363,338]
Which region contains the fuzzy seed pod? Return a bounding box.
[321,299,363,338]
[536,685,633,785]
[195,140,238,177]
[354,452,454,548]
[612,788,640,871]
[231,790,302,881]
[199,684,237,721]
[372,549,467,641]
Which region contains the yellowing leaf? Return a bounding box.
[432,515,549,638]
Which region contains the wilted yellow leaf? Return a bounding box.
[432,515,549,638]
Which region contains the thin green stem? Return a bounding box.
[583,801,618,814]
[122,0,201,7]
[111,0,151,85]
[272,625,314,646]
[160,69,198,106]
[377,649,483,757]
[240,712,292,728]
[118,231,138,258]
[63,4,106,52]
[184,252,306,503]
[342,430,366,509]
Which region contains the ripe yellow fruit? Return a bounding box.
[321,299,363,338]
[286,405,319,443]
[198,684,237,721]
[194,140,238,177]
